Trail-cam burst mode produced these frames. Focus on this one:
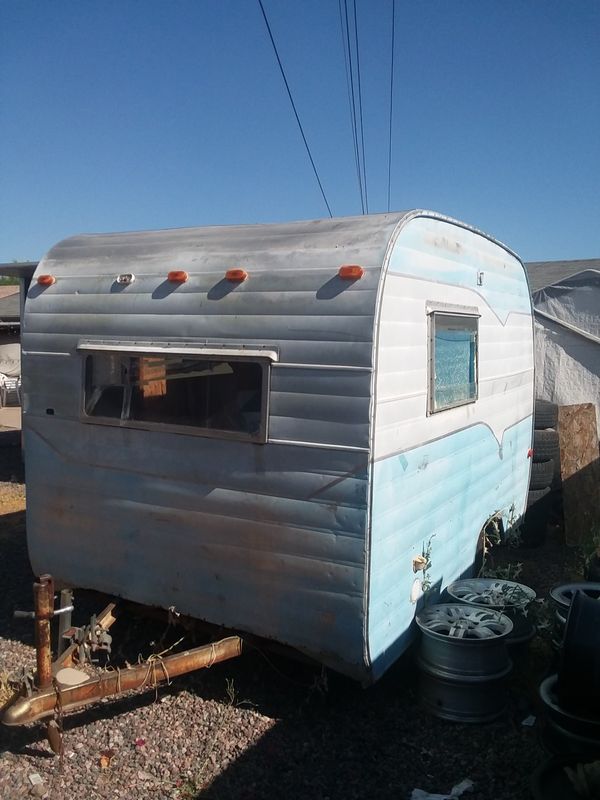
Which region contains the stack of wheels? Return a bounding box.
[415,604,513,722]
[539,591,600,758]
[539,676,600,759]
[556,591,600,715]
[523,399,559,546]
[446,578,536,657]
[549,582,600,650]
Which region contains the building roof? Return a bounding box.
[0,290,20,324]
[524,259,600,292]
[0,261,38,279]
[0,264,33,326]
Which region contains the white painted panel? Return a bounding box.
[373,268,534,459]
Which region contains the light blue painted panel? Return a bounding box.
[388,217,531,322]
[367,416,532,680]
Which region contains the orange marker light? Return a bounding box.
[338,265,364,280]
[168,270,188,283]
[37,275,56,286]
[226,269,248,282]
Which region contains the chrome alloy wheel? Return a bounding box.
[447,578,535,610]
[416,604,513,640]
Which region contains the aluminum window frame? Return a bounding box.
[79,346,273,444]
[427,309,480,415]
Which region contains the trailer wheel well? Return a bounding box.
[474,514,505,576]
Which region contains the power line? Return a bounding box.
[339,0,364,213]
[352,0,368,213]
[387,0,396,212]
[257,0,333,218]
[339,0,369,215]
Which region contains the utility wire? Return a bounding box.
[387,0,396,212]
[257,0,333,217]
[352,0,368,213]
[340,0,368,215]
[338,0,364,214]
[341,1,364,212]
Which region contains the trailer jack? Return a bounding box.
[1,575,244,743]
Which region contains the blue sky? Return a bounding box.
[1,0,599,263]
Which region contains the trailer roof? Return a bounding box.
[41,213,410,272]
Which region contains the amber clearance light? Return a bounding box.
[167,270,189,283]
[225,269,248,282]
[37,274,56,286]
[338,265,364,280]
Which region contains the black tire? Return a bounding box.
[522,487,551,546]
[585,555,600,582]
[557,591,600,715]
[534,399,558,430]
[551,455,562,489]
[529,459,555,490]
[533,429,559,463]
[527,487,551,507]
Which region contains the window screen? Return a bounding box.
[84,353,268,440]
[429,314,478,413]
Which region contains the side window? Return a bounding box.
[84,352,269,442]
[429,313,478,413]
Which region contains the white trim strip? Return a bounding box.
[269,438,370,453]
[426,300,480,316]
[22,351,71,357]
[77,341,279,360]
[274,363,372,372]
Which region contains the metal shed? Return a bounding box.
[22,210,534,683]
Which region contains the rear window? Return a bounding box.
[84,352,268,441]
[429,313,478,413]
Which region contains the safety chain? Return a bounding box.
[48,678,65,766]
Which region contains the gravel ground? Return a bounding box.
[0,429,582,800]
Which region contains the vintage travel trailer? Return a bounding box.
[22,211,534,684]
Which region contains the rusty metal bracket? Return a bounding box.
[56,589,74,658]
[68,613,113,666]
[54,601,118,673]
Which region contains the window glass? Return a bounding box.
[431,314,478,412]
[84,353,266,439]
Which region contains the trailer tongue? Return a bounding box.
[2,574,243,754]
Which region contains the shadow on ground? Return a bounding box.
[0,510,34,648]
[0,430,24,483]
[189,647,542,800]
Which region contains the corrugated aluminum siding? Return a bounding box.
[23,213,409,680]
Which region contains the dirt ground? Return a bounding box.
[0,428,586,800]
